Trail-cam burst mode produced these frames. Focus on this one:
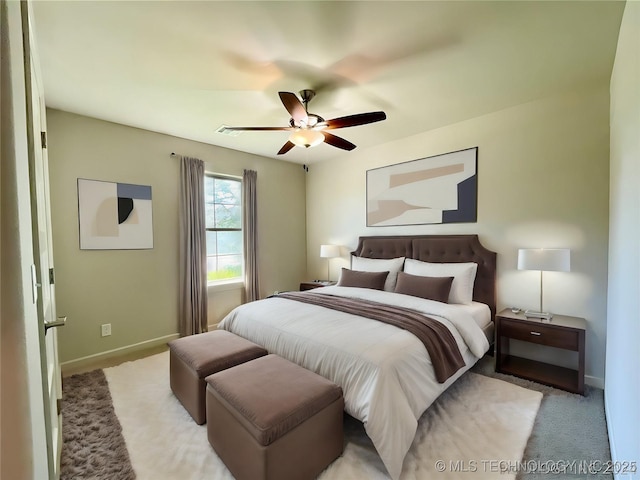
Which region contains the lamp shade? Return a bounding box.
[289,129,324,148]
[517,248,570,272]
[320,244,340,258]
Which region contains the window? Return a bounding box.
[205,174,242,283]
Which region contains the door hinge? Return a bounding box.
[41,131,47,149]
[49,268,55,285]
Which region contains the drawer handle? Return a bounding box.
[530,331,542,336]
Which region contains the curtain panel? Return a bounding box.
[178,156,208,336]
[243,169,259,302]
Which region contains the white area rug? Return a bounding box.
[104,352,542,480]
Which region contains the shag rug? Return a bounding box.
[60,369,135,479]
[81,351,542,480]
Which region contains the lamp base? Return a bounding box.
[524,310,553,320]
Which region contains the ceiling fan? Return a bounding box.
[221,89,386,155]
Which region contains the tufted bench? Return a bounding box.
[168,330,268,424]
[205,354,344,480]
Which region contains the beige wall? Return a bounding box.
[606,1,640,474]
[47,109,306,364]
[306,84,610,385]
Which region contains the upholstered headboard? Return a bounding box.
[352,234,497,317]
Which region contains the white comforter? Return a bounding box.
[218,286,490,479]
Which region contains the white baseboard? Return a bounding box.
[60,333,179,374]
[604,389,640,480]
[604,390,619,480]
[585,375,605,389]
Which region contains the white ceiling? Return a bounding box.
[32,1,624,164]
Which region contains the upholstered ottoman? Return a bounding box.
[168,330,268,424]
[205,354,344,480]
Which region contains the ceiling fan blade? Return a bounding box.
[322,132,356,151]
[323,111,386,130]
[278,92,308,125]
[277,141,296,155]
[222,126,292,131]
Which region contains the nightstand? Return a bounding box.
[299,281,336,291]
[495,308,586,394]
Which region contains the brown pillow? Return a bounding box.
[394,272,454,303]
[337,268,389,290]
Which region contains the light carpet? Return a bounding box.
[104,352,542,480]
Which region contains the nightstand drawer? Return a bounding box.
[500,319,579,350]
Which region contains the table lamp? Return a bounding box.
[320,244,340,282]
[517,248,570,320]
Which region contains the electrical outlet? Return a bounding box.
[101,323,111,337]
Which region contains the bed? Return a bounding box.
[218,234,496,479]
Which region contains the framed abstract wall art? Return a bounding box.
[77,178,154,249]
[366,147,478,226]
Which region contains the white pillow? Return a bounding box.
[403,259,478,305]
[351,256,405,292]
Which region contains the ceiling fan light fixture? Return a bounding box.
[288,128,324,148]
[225,90,386,154]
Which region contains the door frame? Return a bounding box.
[22,0,63,476]
[1,1,50,478]
[11,1,61,478]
